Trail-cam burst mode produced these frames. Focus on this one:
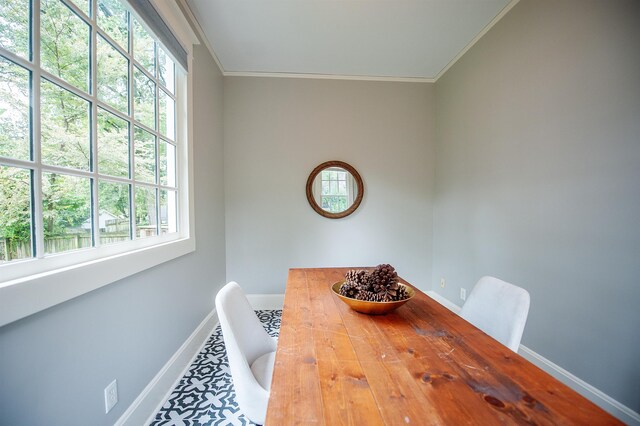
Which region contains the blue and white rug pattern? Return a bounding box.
[150,310,282,426]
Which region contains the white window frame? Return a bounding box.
[0,0,199,327]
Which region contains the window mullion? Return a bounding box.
[131,119,156,136]
[96,28,127,59]
[39,164,94,179]
[91,0,100,249]
[129,10,137,240]
[31,0,45,259]
[154,43,160,236]
[59,0,91,24]
[40,70,92,104]
[0,48,32,72]
[95,99,129,124]
[175,67,186,233]
[155,188,159,236]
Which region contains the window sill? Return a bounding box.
[0,236,195,327]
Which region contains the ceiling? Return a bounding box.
[184,0,516,82]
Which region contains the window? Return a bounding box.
[0,0,195,325]
[316,168,356,214]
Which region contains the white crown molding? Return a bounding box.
[223,71,435,83]
[434,0,520,81]
[176,0,225,75]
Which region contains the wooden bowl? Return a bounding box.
[331,281,415,315]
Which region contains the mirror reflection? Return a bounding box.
[311,167,358,214]
[305,161,364,219]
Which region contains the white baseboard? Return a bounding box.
[426,290,461,313]
[425,291,639,425]
[518,345,639,425]
[116,295,281,425]
[247,293,285,310]
[115,309,218,426]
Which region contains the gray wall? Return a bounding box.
[224,77,435,294]
[0,44,226,425]
[433,0,640,411]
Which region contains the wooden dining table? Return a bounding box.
[265,267,621,425]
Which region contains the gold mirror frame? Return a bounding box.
[305,160,364,219]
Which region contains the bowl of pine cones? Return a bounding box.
[332,264,414,315]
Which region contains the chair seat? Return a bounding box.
[251,351,277,391]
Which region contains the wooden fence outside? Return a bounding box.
[1,239,31,262]
[1,233,130,262]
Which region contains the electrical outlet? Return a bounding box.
[440,278,446,288]
[104,379,118,414]
[460,288,466,301]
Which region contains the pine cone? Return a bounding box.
[345,269,370,291]
[339,281,359,299]
[355,290,378,301]
[358,274,375,293]
[393,285,410,301]
[371,292,386,302]
[370,264,399,301]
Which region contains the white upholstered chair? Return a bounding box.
[459,276,530,352]
[215,281,277,425]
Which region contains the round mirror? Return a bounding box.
[306,161,364,219]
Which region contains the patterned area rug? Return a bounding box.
[150,310,282,426]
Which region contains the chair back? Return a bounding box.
[215,281,276,424]
[460,276,530,352]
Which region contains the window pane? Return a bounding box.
[133,18,154,75]
[338,180,347,195]
[135,185,156,238]
[97,35,128,113]
[97,0,128,51]
[322,195,347,213]
[42,172,92,254]
[330,180,337,194]
[97,108,129,177]
[0,165,32,262]
[159,140,175,187]
[41,0,90,92]
[0,0,30,59]
[0,57,30,160]
[134,67,155,129]
[41,79,91,170]
[158,89,174,140]
[134,126,155,183]
[159,189,176,235]
[98,180,130,244]
[157,47,174,94]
